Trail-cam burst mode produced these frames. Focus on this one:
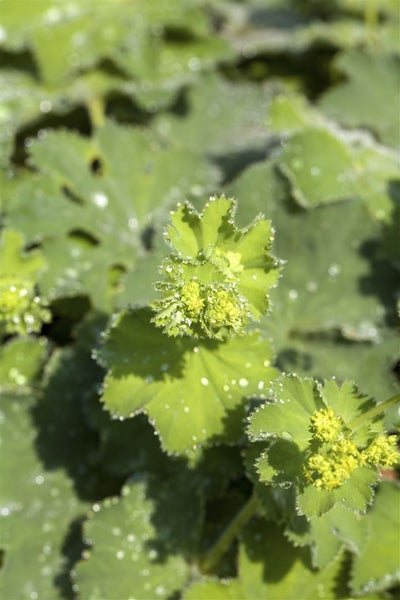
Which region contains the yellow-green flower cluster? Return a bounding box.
[363,434,398,467]
[310,406,344,442]
[0,277,51,335]
[181,279,204,317]
[152,274,250,340]
[304,408,399,491]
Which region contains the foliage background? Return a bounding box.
[0,0,399,599]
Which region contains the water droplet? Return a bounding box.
[291,158,303,170]
[155,585,166,596]
[239,378,249,388]
[201,377,209,386]
[0,507,10,516]
[306,280,318,293]
[258,381,265,390]
[288,289,298,300]
[184,406,190,413]
[223,384,230,392]
[35,475,45,485]
[37,128,48,140]
[39,100,52,113]
[112,527,122,536]
[310,166,321,177]
[92,191,108,208]
[30,592,39,600]
[328,264,341,277]
[8,368,27,386]
[128,217,138,230]
[92,503,101,512]
[188,57,201,71]
[116,550,125,560]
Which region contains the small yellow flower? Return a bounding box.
[181,279,204,317]
[310,407,344,442]
[363,434,398,467]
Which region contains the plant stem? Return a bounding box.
[365,0,378,47]
[200,492,260,573]
[87,96,105,129]
[348,393,400,430]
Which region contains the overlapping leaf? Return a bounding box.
[0,392,87,599]
[97,308,277,454]
[5,121,219,309]
[319,49,400,148]
[267,92,400,219]
[351,481,400,595]
[75,475,202,600]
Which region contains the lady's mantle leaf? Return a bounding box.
[75,475,202,600]
[6,121,219,309]
[319,49,400,148]
[0,393,86,600]
[97,308,277,454]
[351,481,400,595]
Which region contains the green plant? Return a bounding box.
[1,1,399,599]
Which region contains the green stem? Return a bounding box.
[200,492,260,573]
[87,96,105,129]
[365,0,378,47]
[348,393,400,430]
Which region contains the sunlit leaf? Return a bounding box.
[97,308,277,454]
[319,49,400,148]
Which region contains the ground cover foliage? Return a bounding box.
[0,0,399,599]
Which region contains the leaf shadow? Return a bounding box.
[31,311,125,501]
[358,236,399,328]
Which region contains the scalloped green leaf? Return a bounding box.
[278,127,357,208]
[319,50,400,148]
[271,94,399,218]
[0,336,48,391]
[6,122,219,309]
[75,475,202,600]
[0,392,86,599]
[98,308,277,454]
[153,72,271,155]
[287,502,369,569]
[0,228,46,281]
[247,376,321,448]
[297,467,377,518]
[351,481,400,595]
[267,91,324,134]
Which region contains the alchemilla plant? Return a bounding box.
[1,1,399,599]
